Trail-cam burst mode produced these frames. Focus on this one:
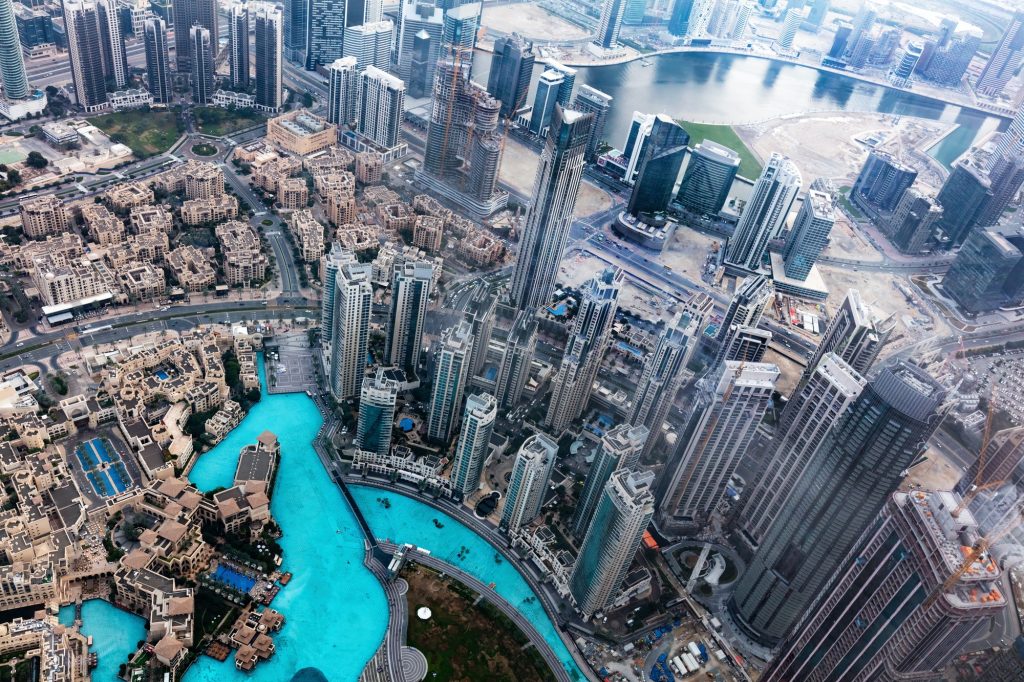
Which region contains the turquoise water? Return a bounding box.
[59,600,147,680]
[352,485,585,680]
[74,355,584,681]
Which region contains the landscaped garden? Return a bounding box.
[89,109,183,158]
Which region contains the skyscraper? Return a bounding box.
[64,0,108,112]
[357,66,405,150]
[143,17,172,104]
[737,353,865,548]
[510,105,593,311]
[570,469,656,618]
[851,149,917,214]
[449,392,497,498]
[171,0,217,72]
[546,268,623,433]
[571,424,648,538]
[668,0,693,37]
[408,29,431,98]
[627,115,689,217]
[441,2,480,54]
[764,490,1005,681]
[394,0,443,84]
[486,33,534,117]
[356,368,400,456]
[724,153,801,272]
[96,0,128,89]
[942,223,1024,314]
[342,20,393,71]
[620,111,655,184]
[327,56,359,125]
[595,0,627,48]
[529,69,564,136]
[887,188,943,254]
[917,28,981,88]
[730,362,946,645]
[549,61,577,105]
[0,0,29,100]
[799,288,893,381]
[889,40,923,87]
[229,5,250,89]
[976,11,1024,98]
[283,0,307,62]
[254,5,283,111]
[190,25,214,105]
[628,312,696,459]
[622,0,645,25]
[935,157,992,248]
[306,0,346,69]
[501,433,558,533]
[676,140,741,216]
[320,244,355,342]
[719,325,772,363]
[385,261,433,377]
[976,153,1024,227]
[775,6,805,51]
[571,85,613,161]
[427,320,474,443]
[494,310,537,409]
[714,274,771,350]
[657,361,779,534]
[780,189,834,281]
[326,260,373,400]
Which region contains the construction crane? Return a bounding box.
[922,496,1023,611]
[952,392,999,518]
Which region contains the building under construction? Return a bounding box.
[416,50,508,218]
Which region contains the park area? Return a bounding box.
[89,109,183,158]
[404,564,556,681]
[678,120,762,180]
[194,107,268,137]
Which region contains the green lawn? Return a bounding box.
[191,142,218,156]
[678,120,763,180]
[89,109,183,158]
[836,185,864,219]
[194,107,267,137]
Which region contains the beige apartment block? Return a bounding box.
[355,152,383,185]
[290,210,325,262]
[181,195,238,225]
[413,215,443,253]
[105,182,154,212]
[19,195,69,239]
[215,221,267,286]
[167,246,216,293]
[266,109,337,156]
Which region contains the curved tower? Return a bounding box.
[0,0,29,100]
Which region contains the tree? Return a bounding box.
[25,151,48,169]
[302,92,314,108]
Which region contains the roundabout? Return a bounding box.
[190,142,219,157]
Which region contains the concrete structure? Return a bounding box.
[356,368,400,456]
[976,11,1024,98]
[495,310,537,409]
[780,188,834,281]
[889,40,923,87]
[501,433,557,533]
[571,85,613,161]
[510,105,593,311]
[326,258,372,400]
[357,66,405,150]
[342,20,392,72]
[427,320,474,443]
[571,424,648,538]
[19,195,69,239]
[800,288,894,381]
[724,153,801,272]
[595,0,627,48]
[720,325,772,363]
[449,392,497,498]
[657,361,779,534]
[731,362,946,645]
[65,0,108,112]
[229,5,249,89]
[266,110,336,155]
[385,261,433,377]
[676,140,740,215]
[570,469,655,618]
[714,274,771,353]
[327,56,358,125]
[546,268,622,433]
[143,18,172,104]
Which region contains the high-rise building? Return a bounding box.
[627,115,689,217]
[976,153,1024,227]
[628,312,696,459]
[501,433,558,533]
[408,29,432,98]
[342,20,392,71]
[325,259,373,400]
[356,368,400,456]
[229,4,250,89]
[724,153,801,272]
[546,268,623,433]
[764,490,1005,681]
[190,25,214,105]
[143,17,172,104]
[668,0,693,36]
[802,0,827,31]
[394,0,443,84]
[570,469,656,618]
[935,157,992,248]
[976,11,1024,98]
[487,33,534,117]
[571,85,613,161]
[737,353,864,548]
[65,0,108,111]
[494,310,537,409]
[463,287,496,379]
[327,56,359,125]
[889,40,923,87]
[942,223,1024,314]
[657,361,779,534]
[529,69,564,136]
[780,189,834,281]
[96,0,127,88]
[851,149,917,214]
[171,0,217,72]
[385,261,433,377]
[449,392,497,498]
[799,288,893,381]
[719,325,772,364]
[0,0,29,100]
[714,274,771,350]
[549,60,577,105]
[441,2,480,54]
[510,105,593,311]
[427,320,474,443]
[827,21,852,60]
[887,188,943,254]
[254,5,283,111]
[676,140,740,216]
[571,424,648,538]
[595,0,627,48]
[730,362,946,645]
[917,28,980,87]
[620,111,655,184]
[622,0,645,25]
[306,0,348,69]
[357,65,405,150]
[283,0,307,62]
[686,0,716,37]
[775,6,805,51]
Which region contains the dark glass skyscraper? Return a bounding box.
[627,115,689,217]
[189,25,214,105]
[935,157,992,248]
[851,149,917,213]
[143,17,172,104]
[171,0,217,72]
[942,224,1024,314]
[730,362,946,646]
[306,0,346,69]
[486,33,534,118]
[676,140,741,216]
[667,0,693,37]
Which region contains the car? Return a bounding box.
[16,342,24,347]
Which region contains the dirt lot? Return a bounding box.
[500,136,612,215]
[480,3,592,42]
[822,213,883,263]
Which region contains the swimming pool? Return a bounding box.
[211,564,257,593]
[155,370,170,381]
[76,439,130,498]
[60,600,146,682]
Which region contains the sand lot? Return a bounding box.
[500,135,612,214]
[480,3,592,42]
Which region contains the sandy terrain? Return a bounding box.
[822,213,883,262]
[480,4,592,42]
[762,349,803,397]
[657,225,723,280]
[558,249,673,322]
[500,136,612,214]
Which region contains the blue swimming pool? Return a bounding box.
[155,370,170,381]
[398,417,414,432]
[60,600,146,682]
[212,564,257,593]
[76,439,130,498]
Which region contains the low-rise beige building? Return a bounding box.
[31,255,114,307]
[355,151,383,184]
[167,246,216,293]
[181,195,238,225]
[266,110,336,156]
[215,221,267,286]
[20,195,69,239]
[412,215,443,253]
[129,205,173,234]
[120,262,166,301]
[277,178,308,210]
[105,182,154,212]
[290,211,325,262]
[326,192,357,226]
[80,204,126,246]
